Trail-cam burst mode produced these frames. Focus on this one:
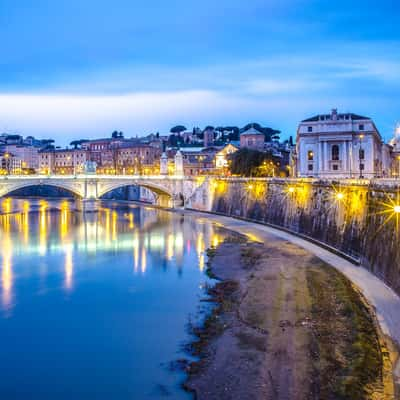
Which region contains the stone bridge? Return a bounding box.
[0,175,212,210]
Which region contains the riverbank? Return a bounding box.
[185,236,396,399]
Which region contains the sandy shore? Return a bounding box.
[185,234,395,400]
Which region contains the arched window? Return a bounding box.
[307,150,314,161]
[331,145,340,161]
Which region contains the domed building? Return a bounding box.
[389,124,400,152]
[388,124,400,176]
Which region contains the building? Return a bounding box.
[240,126,265,151]
[203,127,215,147]
[81,136,125,167]
[4,145,40,171]
[0,152,22,174]
[116,144,162,174]
[39,148,88,174]
[388,124,400,176]
[181,147,218,175]
[296,109,389,178]
[215,143,238,171]
[80,133,161,174]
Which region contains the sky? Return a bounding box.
[0,0,400,145]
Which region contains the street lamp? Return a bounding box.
[358,134,364,179]
[4,153,10,175]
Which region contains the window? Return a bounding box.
[307,126,313,132]
[359,124,364,131]
[332,164,339,171]
[331,144,340,161]
[359,149,365,160]
[360,163,365,171]
[308,164,313,171]
[307,150,314,161]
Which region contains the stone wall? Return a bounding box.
[194,178,400,295]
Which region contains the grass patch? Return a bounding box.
[186,280,240,375]
[307,260,384,399]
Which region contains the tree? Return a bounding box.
[170,125,187,134]
[228,148,279,177]
[111,131,124,139]
[167,134,184,147]
[240,123,281,142]
[70,139,88,149]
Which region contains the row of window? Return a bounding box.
[55,153,85,158]
[307,146,365,162]
[307,124,365,133]
[307,163,364,172]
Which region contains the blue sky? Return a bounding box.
[0,0,399,145]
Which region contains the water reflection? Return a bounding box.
[0,197,225,310]
[0,198,229,399]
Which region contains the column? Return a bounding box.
[323,141,329,173]
[318,141,323,175]
[343,141,348,174]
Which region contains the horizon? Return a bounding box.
[1,0,400,145]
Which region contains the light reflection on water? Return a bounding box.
[0,198,226,400]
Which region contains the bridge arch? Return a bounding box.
[0,181,84,199]
[97,181,176,207]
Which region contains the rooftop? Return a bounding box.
[240,127,264,136]
[302,111,370,123]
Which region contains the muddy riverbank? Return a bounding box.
[185,235,396,400]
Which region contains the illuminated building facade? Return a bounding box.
[39,149,88,174]
[215,143,238,170]
[0,152,22,174]
[4,145,40,171]
[296,109,390,178]
[116,144,161,174]
[181,148,218,176]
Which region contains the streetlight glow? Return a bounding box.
[336,192,345,201]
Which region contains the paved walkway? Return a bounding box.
[187,211,400,353]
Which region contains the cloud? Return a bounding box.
[0,89,326,143]
[244,78,330,95]
[0,91,266,141]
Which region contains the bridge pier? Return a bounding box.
[75,198,100,212]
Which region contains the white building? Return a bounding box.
[296,109,390,178]
[388,124,400,176]
[0,153,22,174]
[215,143,238,170]
[4,145,40,171]
[39,148,88,174]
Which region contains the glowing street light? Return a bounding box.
[336,192,345,201]
[394,205,400,214]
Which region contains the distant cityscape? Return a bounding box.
[0,109,399,179]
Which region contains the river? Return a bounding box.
[0,198,228,399]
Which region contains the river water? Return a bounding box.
[0,198,228,399]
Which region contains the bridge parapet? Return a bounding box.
[0,175,207,210]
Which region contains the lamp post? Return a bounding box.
[4,153,10,175]
[358,134,364,179]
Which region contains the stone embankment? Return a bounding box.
[188,178,400,296]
